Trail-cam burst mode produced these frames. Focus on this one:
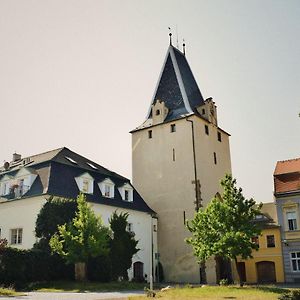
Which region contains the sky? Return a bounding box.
[0,0,299,203]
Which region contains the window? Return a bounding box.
[214,152,217,165]
[75,173,94,194]
[205,125,209,135]
[202,108,205,115]
[82,179,89,193]
[251,236,259,248]
[119,183,133,202]
[99,178,115,198]
[125,190,129,201]
[127,223,133,232]
[155,109,160,116]
[65,156,77,164]
[267,235,275,248]
[86,162,98,170]
[291,252,300,272]
[153,224,157,232]
[218,132,222,142]
[104,184,110,197]
[148,130,152,139]
[170,124,176,133]
[287,211,297,231]
[172,148,176,162]
[10,228,22,245]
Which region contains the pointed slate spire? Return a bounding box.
[147,45,205,122]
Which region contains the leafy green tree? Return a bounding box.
[50,193,111,281]
[109,211,139,280]
[186,174,262,286]
[34,196,77,252]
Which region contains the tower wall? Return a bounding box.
[132,114,231,283]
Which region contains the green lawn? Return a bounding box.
[28,280,146,293]
[0,286,23,297]
[129,285,288,300]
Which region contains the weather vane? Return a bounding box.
[168,27,172,45]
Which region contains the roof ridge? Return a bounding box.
[277,157,300,163]
[21,147,65,162]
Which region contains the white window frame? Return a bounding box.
[287,211,298,231]
[10,228,23,245]
[98,178,115,198]
[118,183,133,202]
[75,173,94,194]
[290,252,300,272]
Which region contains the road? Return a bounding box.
[0,291,144,300]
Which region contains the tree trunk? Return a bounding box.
[75,262,87,281]
[234,257,243,287]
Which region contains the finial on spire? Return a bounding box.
[168,27,172,45]
[183,39,186,56]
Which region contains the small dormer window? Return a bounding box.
[75,173,94,194]
[118,183,133,202]
[156,109,160,116]
[202,108,205,115]
[82,179,89,193]
[98,178,115,198]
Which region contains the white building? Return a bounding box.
[0,147,157,282]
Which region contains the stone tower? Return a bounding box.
[131,44,232,283]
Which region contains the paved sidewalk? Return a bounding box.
[0,290,144,300]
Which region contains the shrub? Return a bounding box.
[87,255,112,282]
[0,247,73,287]
[279,289,300,300]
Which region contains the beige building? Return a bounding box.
[131,43,232,283]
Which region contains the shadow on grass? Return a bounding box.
[26,281,146,293]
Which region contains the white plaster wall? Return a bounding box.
[0,195,47,249]
[91,203,157,282]
[0,194,157,283]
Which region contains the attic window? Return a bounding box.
[156,109,160,116]
[118,183,133,202]
[202,109,205,115]
[86,162,97,170]
[217,132,222,142]
[98,178,115,198]
[65,156,77,164]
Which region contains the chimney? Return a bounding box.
[12,153,21,162]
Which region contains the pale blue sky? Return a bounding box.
[0,0,299,202]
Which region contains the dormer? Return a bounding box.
[151,99,169,125]
[13,167,38,197]
[0,175,13,196]
[118,182,134,202]
[197,97,218,126]
[75,172,94,194]
[98,178,115,198]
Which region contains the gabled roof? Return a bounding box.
[146,45,205,122]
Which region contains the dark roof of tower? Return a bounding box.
[147,45,205,122]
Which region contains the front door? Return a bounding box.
[256,261,276,283]
[133,261,144,282]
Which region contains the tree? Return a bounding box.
[109,211,139,280]
[50,193,111,281]
[186,174,262,286]
[35,196,77,252]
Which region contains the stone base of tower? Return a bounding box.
[160,253,218,284]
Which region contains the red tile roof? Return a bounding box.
[274,158,300,194]
[274,158,300,175]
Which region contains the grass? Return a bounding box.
[28,280,146,293]
[0,286,23,297]
[129,285,289,300]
